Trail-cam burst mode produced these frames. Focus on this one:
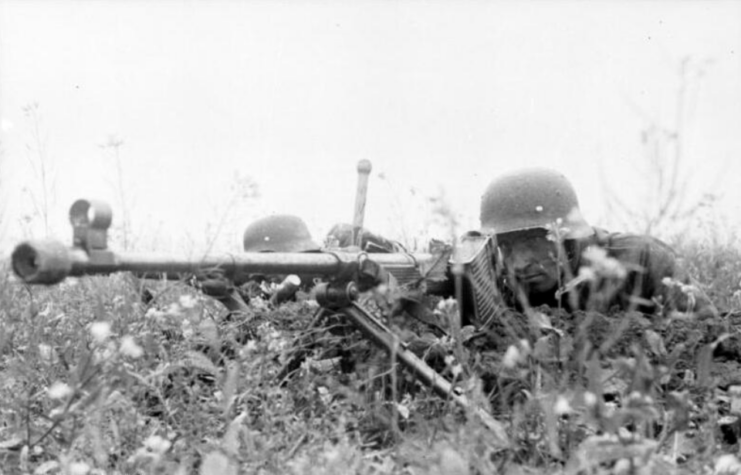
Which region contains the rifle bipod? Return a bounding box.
[299,281,510,445]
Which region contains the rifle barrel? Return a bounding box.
[12,239,434,285]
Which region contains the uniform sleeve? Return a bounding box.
[635,236,717,318]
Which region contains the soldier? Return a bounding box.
[242,214,322,254]
[478,168,716,317]
[240,214,322,304]
[200,214,322,310]
[330,168,716,319]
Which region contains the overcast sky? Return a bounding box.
[1,1,740,253]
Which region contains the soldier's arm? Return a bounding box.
[641,237,718,318]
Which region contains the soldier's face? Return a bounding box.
[498,229,561,295]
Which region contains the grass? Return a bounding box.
[2,237,741,475]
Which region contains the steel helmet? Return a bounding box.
[243,215,321,253]
[479,168,593,239]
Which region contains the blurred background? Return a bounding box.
[1,1,740,254]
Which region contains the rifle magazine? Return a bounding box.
[452,235,504,329]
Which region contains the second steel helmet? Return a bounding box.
[479,168,593,239]
[243,215,321,253]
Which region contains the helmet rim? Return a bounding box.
[479,168,593,239]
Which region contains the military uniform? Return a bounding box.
[495,226,716,317]
[477,168,715,318]
[337,168,716,320]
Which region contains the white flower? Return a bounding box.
[450,364,463,378]
[68,462,91,475]
[434,297,458,316]
[48,382,73,399]
[239,340,258,357]
[578,266,597,282]
[554,395,572,415]
[502,345,522,368]
[119,336,143,358]
[396,402,410,420]
[38,344,55,363]
[583,391,598,407]
[145,308,165,319]
[179,294,197,309]
[166,302,182,316]
[714,454,741,474]
[144,435,171,454]
[89,322,111,343]
[317,386,332,405]
[518,339,531,355]
[181,319,194,339]
[662,276,677,287]
[583,246,627,279]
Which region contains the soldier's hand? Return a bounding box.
[194,272,232,298]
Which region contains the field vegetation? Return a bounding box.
[2,228,741,475]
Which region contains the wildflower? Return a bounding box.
[38,343,56,363]
[119,336,143,358]
[89,321,111,343]
[583,246,627,279]
[179,294,197,309]
[613,458,631,475]
[165,302,182,316]
[583,391,598,407]
[250,296,269,312]
[502,345,522,368]
[434,297,458,317]
[450,363,463,378]
[265,329,288,352]
[181,319,194,339]
[144,435,171,454]
[317,386,332,405]
[239,340,258,357]
[546,218,571,242]
[396,402,410,420]
[145,308,165,319]
[715,454,741,474]
[48,382,73,399]
[68,462,91,475]
[519,339,532,355]
[577,266,597,282]
[438,446,468,475]
[554,395,572,415]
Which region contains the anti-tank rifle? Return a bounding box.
[10,166,508,445]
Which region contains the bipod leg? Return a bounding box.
[340,302,509,446]
[217,289,252,320]
[276,307,333,384]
